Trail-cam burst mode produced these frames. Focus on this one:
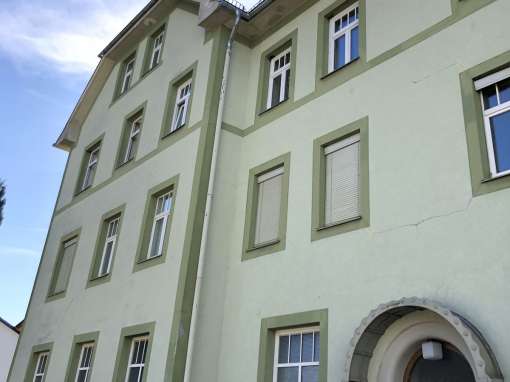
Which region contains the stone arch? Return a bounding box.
[342,297,504,382]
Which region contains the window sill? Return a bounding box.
[142,61,163,79]
[136,254,162,265]
[316,215,362,231]
[115,158,134,170]
[320,57,360,81]
[246,239,281,252]
[258,98,289,117]
[482,171,510,183]
[89,273,109,282]
[46,290,66,302]
[74,185,92,197]
[161,125,185,140]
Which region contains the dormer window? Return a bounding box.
[149,29,165,71]
[267,48,291,109]
[120,55,136,95]
[328,2,359,72]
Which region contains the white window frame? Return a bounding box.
[479,68,510,178]
[273,327,320,382]
[82,146,100,191]
[147,191,173,259]
[98,217,120,277]
[149,30,165,70]
[33,352,49,382]
[171,79,192,133]
[125,336,148,382]
[328,2,359,73]
[267,47,291,109]
[74,343,94,382]
[120,57,135,94]
[124,116,142,163]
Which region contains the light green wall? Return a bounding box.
[10,1,510,382]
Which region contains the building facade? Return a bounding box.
[0,318,19,382]
[8,0,510,381]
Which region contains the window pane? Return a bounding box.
[490,110,510,173]
[483,85,498,109]
[334,35,346,70]
[277,367,299,382]
[127,367,141,382]
[313,333,320,362]
[100,241,113,275]
[76,369,87,382]
[302,366,319,382]
[34,377,43,382]
[351,26,359,60]
[301,333,314,362]
[499,78,510,104]
[284,70,290,101]
[278,335,289,364]
[289,334,301,363]
[271,74,282,107]
[254,172,282,245]
[150,218,164,258]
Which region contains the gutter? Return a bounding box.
[183,8,241,382]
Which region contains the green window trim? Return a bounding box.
[142,22,168,76]
[114,102,147,172]
[46,228,81,302]
[460,50,510,196]
[242,152,291,261]
[24,342,53,382]
[311,116,369,241]
[257,309,328,382]
[112,322,155,382]
[86,204,126,288]
[255,29,298,124]
[160,62,198,141]
[74,134,104,197]
[64,331,99,382]
[133,175,179,272]
[316,0,367,84]
[113,50,138,102]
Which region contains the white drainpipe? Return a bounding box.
[183,8,241,382]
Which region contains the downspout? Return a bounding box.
[183,9,241,382]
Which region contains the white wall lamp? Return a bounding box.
[422,341,443,360]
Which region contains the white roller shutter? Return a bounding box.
[255,167,283,245]
[324,134,360,225]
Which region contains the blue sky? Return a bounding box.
[0,0,257,326]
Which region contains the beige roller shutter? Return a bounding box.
[254,166,284,245]
[324,134,360,225]
[54,238,78,294]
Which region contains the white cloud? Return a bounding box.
[0,246,40,258]
[0,0,146,74]
[0,0,265,75]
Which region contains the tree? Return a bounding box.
[0,180,5,226]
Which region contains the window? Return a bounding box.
[256,310,327,382]
[125,336,148,382]
[74,343,94,382]
[33,352,49,382]
[98,216,119,277]
[120,55,136,95]
[124,115,143,164]
[81,145,100,191]
[243,153,290,261]
[48,234,79,298]
[274,327,320,382]
[324,133,360,225]
[171,79,192,133]
[254,167,284,245]
[148,29,165,71]
[312,117,369,241]
[267,48,291,109]
[147,191,172,259]
[328,2,359,72]
[475,68,510,178]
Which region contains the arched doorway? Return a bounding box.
[342,298,504,382]
[404,342,475,382]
